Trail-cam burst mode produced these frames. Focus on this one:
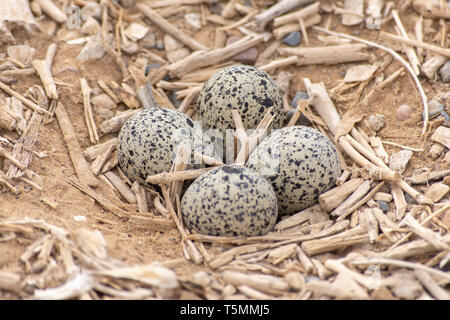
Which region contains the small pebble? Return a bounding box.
[422,100,444,120]
[155,40,164,51]
[141,33,156,49]
[226,36,258,65]
[404,193,416,204]
[185,13,202,31]
[429,144,445,159]
[283,109,311,127]
[169,91,182,108]
[282,31,301,47]
[91,93,116,110]
[396,104,413,121]
[440,110,450,124]
[80,2,101,21]
[290,91,308,108]
[144,63,161,76]
[367,114,385,132]
[81,16,100,35]
[377,200,390,213]
[439,60,450,83]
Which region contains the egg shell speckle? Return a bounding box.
[246,126,341,215]
[197,65,284,136]
[118,107,219,186]
[181,165,278,237]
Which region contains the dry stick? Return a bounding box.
[160,185,202,264]
[6,109,43,179]
[403,215,449,251]
[415,269,450,300]
[253,0,315,27]
[166,35,264,78]
[0,147,26,171]
[273,1,320,26]
[351,257,450,282]
[137,4,206,51]
[54,102,98,187]
[84,138,118,162]
[80,77,99,144]
[178,86,202,114]
[68,178,126,219]
[287,99,308,127]
[233,108,275,164]
[187,220,350,246]
[391,9,421,75]
[313,26,429,135]
[103,171,136,204]
[35,0,67,23]
[97,80,120,104]
[146,167,216,185]
[0,81,51,116]
[304,79,430,205]
[279,44,369,65]
[101,5,129,79]
[131,182,147,213]
[387,202,450,252]
[258,56,299,73]
[380,31,450,58]
[91,144,116,176]
[273,14,321,40]
[32,44,58,100]
[336,181,385,221]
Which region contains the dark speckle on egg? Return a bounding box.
[246,126,341,215]
[181,165,278,237]
[118,107,219,187]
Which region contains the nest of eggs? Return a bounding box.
[118,65,341,238]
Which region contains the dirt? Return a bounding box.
[0,0,449,300]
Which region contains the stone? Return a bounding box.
[422,99,444,120]
[81,2,101,21]
[290,91,309,108]
[396,104,413,121]
[444,151,450,163]
[389,150,413,174]
[155,40,164,51]
[431,126,450,149]
[344,64,378,82]
[91,94,116,110]
[7,45,34,65]
[377,200,390,213]
[125,23,149,41]
[77,35,105,61]
[404,193,416,204]
[429,143,445,159]
[439,60,450,83]
[164,34,183,51]
[185,13,202,31]
[121,42,139,55]
[226,36,258,65]
[119,0,135,7]
[169,91,182,108]
[282,31,301,46]
[145,64,161,76]
[283,108,312,127]
[367,114,385,132]
[81,16,100,35]
[141,33,156,49]
[167,48,190,63]
[425,183,449,202]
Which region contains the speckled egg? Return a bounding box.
[197,65,284,145]
[246,126,341,215]
[118,107,219,186]
[181,165,278,237]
